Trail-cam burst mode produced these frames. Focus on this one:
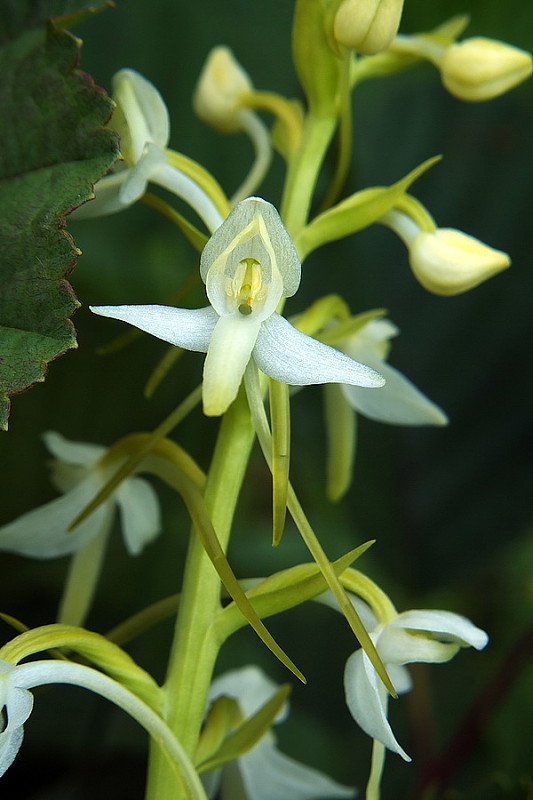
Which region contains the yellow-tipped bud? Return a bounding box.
[441,37,532,102]
[334,0,404,55]
[409,228,510,295]
[193,46,253,133]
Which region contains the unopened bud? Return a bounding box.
[409,228,510,295]
[441,37,532,102]
[334,0,404,55]
[193,46,253,132]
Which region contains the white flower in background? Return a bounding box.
[204,666,354,800]
[380,208,510,295]
[91,197,385,417]
[74,68,223,232]
[340,317,448,426]
[342,603,488,760]
[0,431,161,559]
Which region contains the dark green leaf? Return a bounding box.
[0,21,119,429]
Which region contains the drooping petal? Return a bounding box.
[377,626,461,665]
[341,359,447,425]
[342,319,447,425]
[254,314,385,388]
[236,736,355,800]
[90,304,218,352]
[115,476,162,555]
[42,431,105,467]
[344,648,411,761]
[0,722,25,779]
[203,314,262,416]
[391,610,489,651]
[0,477,114,559]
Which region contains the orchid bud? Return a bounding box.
[193,46,253,132]
[409,228,510,295]
[334,0,404,55]
[441,37,532,102]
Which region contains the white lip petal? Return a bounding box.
[344,648,411,761]
[42,431,105,467]
[392,610,489,651]
[236,736,355,799]
[202,314,262,415]
[115,476,162,556]
[342,359,448,425]
[254,314,385,388]
[0,477,113,559]
[90,304,218,352]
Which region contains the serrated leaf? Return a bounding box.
[0,21,119,429]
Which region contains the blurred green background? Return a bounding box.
[1,1,532,798]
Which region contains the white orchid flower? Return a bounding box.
[91,197,385,417]
[341,601,488,760]
[0,431,161,559]
[74,68,223,232]
[204,666,354,800]
[340,318,447,426]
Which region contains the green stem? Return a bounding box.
[144,392,256,799]
[280,112,337,236]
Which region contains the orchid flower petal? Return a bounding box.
[341,359,448,425]
[200,198,301,298]
[378,627,461,665]
[254,314,385,388]
[0,663,33,778]
[341,318,447,425]
[115,476,162,555]
[0,723,24,779]
[203,315,262,416]
[344,648,411,761]
[90,305,218,352]
[208,666,286,722]
[112,68,170,160]
[391,610,489,650]
[42,431,105,467]
[0,477,113,558]
[118,141,167,205]
[236,737,355,800]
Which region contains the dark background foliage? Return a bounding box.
[1,1,532,798]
